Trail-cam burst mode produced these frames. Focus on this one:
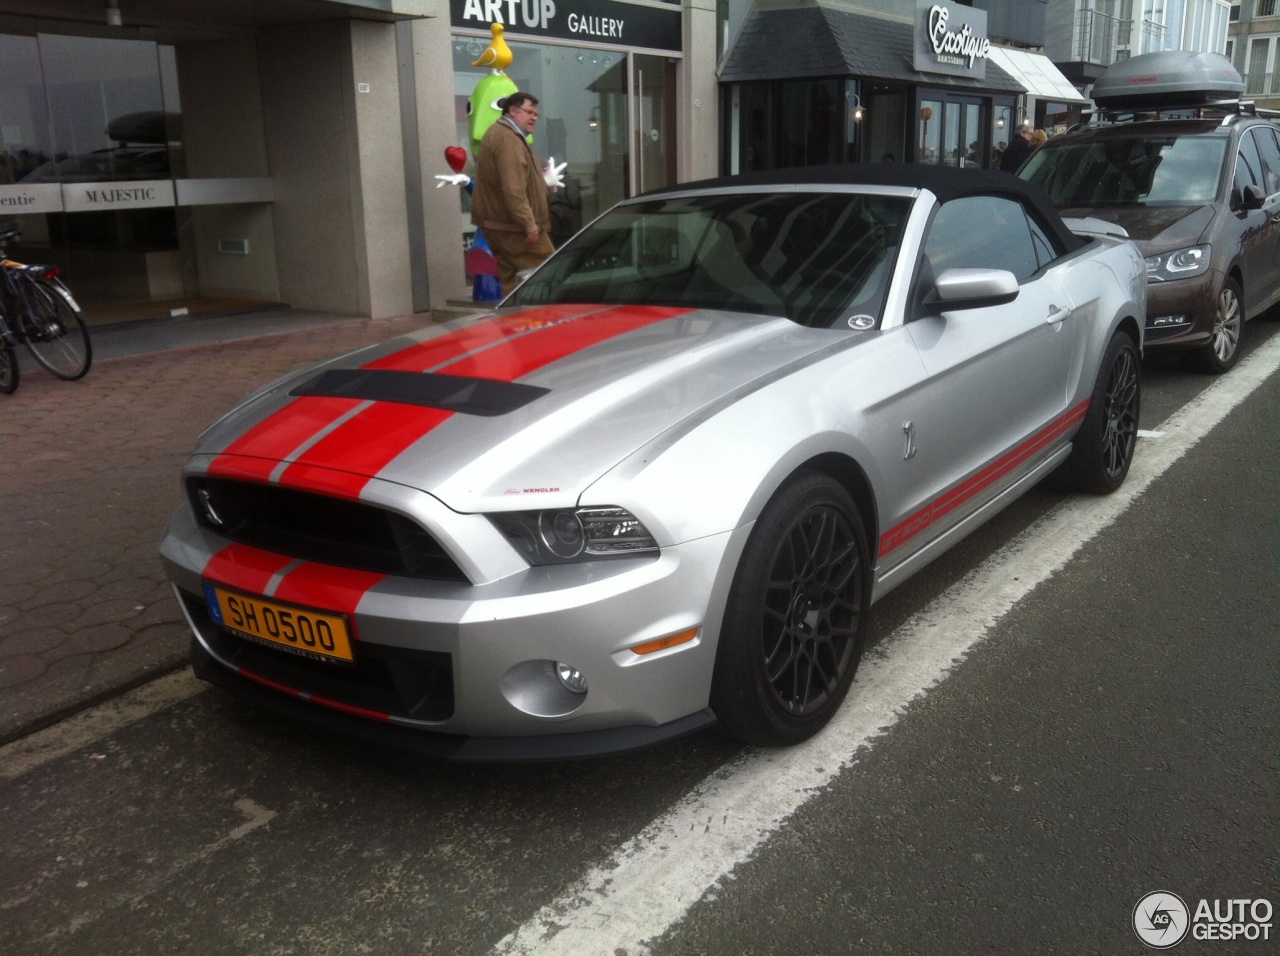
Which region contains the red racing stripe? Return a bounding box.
[364,303,602,372]
[202,542,295,595]
[277,404,452,497]
[441,305,689,380]
[278,304,690,499]
[272,562,386,622]
[203,542,386,642]
[208,304,600,478]
[879,400,1091,559]
[208,396,360,482]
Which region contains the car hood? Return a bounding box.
[194,303,850,512]
[1058,203,1215,248]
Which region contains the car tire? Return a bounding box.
[1188,277,1244,374]
[1058,330,1141,495]
[711,472,870,746]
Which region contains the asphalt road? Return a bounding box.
[2,323,1276,956]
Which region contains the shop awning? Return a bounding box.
[985,47,1091,105]
[719,1,1023,94]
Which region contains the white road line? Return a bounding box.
[492,335,1280,956]
[0,669,205,781]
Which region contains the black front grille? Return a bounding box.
[188,477,468,582]
[184,590,454,721]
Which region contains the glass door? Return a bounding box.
[918,93,986,168]
[630,54,676,195]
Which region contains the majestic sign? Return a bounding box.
[62,179,175,213]
[914,1,990,80]
[451,0,681,53]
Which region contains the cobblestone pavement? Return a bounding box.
[0,313,438,743]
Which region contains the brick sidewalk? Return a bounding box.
[0,314,436,743]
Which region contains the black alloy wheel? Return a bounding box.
[1059,330,1141,495]
[712,472,870,746]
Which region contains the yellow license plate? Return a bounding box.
[204,584,355,663]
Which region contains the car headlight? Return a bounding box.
[1145,244,1211,282]
[488,507,659,565]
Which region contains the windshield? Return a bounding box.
[1020,135,1228,207]
[507,191,910,328]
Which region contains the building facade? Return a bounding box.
[718,0,1087,174]
[0,0,722,325]
[1228,0,1280,110]
[1047,0,1232,88]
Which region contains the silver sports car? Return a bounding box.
[160,165,1146,760]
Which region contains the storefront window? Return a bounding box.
[2,30,277,323]
[36,33,179,183]
[725,78,851,173]
[0,34,51,184]
[865,85,907,164]
[1,32,187,317]
[452,38,627,247]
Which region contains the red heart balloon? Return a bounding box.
[445,146,468,174]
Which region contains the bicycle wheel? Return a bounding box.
[0,334,17,394]
[18,276,91,380]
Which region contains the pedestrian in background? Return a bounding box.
[1031,128,1048,149]
[471,91,554,297]
[999,126,1035,172]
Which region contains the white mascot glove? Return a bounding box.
[434,173,471,188]
[543,157,567,190]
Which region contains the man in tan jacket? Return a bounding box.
[471,92,554,297]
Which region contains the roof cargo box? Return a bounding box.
[1092,50,1245,110]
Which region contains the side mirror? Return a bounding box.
[926,268,1020,311]
[1241,183,1266,211]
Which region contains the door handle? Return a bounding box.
[1046,305,1072,325]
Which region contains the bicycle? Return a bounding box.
[0,224,92,393]
[0,307,17,395]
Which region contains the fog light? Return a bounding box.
[555,662,588,695]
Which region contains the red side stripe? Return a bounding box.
[202,543,295,594]
[879,400,1090,559]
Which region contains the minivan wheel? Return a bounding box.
[1188,278,1244,374]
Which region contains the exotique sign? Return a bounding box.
[914,1,990,79]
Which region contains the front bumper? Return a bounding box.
[161,504,747,759]
[1142,272,1219,348]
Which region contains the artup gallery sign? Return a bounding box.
[451,0,681,53]
[913,0,990,80]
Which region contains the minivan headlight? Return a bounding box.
[489,507,659,565]
[1145,244,1211,282]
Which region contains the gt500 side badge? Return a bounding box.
[848,314,876,331]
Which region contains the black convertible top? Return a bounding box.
[644,163,1086,253]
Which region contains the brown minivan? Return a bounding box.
[1020,51,1280,373]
